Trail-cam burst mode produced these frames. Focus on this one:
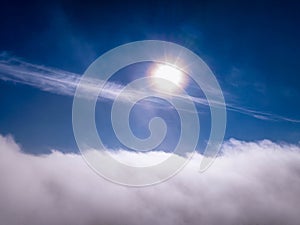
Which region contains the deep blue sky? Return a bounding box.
[0,0,299,153]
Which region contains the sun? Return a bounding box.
[151,64,186,92]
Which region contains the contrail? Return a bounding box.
[0,52,124,99]
[1,52,299,123]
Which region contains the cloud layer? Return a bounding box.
[1,134,300,225]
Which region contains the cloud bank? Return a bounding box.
[1,134,300,225]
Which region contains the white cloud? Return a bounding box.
[0,134,300,225]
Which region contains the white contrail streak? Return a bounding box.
[0,52,299,123]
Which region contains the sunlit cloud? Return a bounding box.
[0,134,300,225]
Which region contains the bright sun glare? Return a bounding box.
[151,64,186,92]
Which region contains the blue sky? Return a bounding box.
[0,0,300,154]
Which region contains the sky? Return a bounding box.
[0,0,300,224]
[0,0,300,153]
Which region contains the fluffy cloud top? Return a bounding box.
[0,134,300,225]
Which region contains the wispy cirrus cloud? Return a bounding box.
[0,52,299,123]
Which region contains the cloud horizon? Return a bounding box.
[1,134,300,225]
